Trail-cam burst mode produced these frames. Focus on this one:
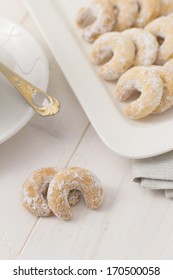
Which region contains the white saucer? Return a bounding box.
[0,17,49,144]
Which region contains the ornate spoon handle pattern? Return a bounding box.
[0,62,60,116]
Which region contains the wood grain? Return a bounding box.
[0,0,88,259]
[19,126,173,260]
[1,0,173,261]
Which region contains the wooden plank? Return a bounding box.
[2,0,173,261]
[0,12,89,258]
[19,126,173,260]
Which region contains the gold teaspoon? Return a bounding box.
[0,62,60,116]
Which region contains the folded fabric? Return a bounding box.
[132,151,173,198]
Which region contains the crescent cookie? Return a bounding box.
[47,167,103,220]
[160,0,173,16]
[122,28,159,66]
[164,58,173,74]
[76,0,116,43]
[115,66,164,120]
[22,168,81,217]
[112,0,138,31]
[145,15,173,65]
[90,32,135,80]
[150,66,173,113]
[135,0,161,27]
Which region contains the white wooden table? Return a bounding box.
[1,0,173,260]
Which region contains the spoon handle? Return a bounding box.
[0,62,60,116]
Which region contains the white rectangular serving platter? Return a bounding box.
[24,0,173,159]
